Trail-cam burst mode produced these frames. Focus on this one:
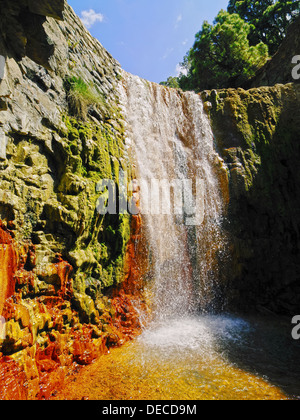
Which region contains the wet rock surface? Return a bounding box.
[0,1,145,399]
[205,83,300,315]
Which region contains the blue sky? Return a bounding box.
[68,0,229,83]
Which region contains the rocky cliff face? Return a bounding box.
[0,0,64,70]
[203,16,300,314]
[0,1,143,399]
[249,16,300,88]
[203,82,300,315]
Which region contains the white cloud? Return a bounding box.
[176,64,188,77]
[80,9,104,29]
[176,14,182,24]
[175,14,182,29]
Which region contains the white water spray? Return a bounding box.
[119,72,227,319]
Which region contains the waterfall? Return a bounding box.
[119,72,228,320]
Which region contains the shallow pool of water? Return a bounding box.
[56,315,300,400]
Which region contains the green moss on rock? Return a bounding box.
[205,83,300,315]
[57,110,132,311]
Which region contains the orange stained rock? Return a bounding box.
[0,356,28,400]
[35,324,109,400]
[0,222,18,316]
[110,214,149,343]
[71,325,106,365]
[54,254,73,299]
[0,213,148,399]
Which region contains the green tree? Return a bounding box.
[228,0,300,54]
[160,77,180,89]
[179,10,269,91]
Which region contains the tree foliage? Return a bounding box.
[160,77,180,89]
[228,0,300,55]
[162,0,299,92]
[179,11,269,91]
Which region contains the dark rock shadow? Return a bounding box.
[214,314,300,399]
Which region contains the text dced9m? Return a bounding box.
[146,405,197,415]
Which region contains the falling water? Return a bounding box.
[119,73,228,319]
[56,74,300,401]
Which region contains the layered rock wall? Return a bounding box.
[204,83,300,315]
[0,1,143,399]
